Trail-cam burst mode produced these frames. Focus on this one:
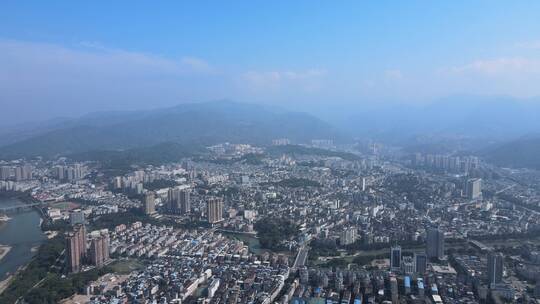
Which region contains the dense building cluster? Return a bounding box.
[82,222,290,303]
[4,140,540,303]
[66,223,110,273]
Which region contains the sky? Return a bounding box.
[1,1,540,124]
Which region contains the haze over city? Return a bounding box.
[2,2,540,304]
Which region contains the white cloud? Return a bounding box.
[180,56,215,73]
[73,40,215,75]
[0,39,218,83]
[430,57,540,98]
[5,37,540,124]
[445,57,540,75]
[0,39,225,122]
[0,39,334,123]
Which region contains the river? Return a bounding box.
[0,196,46,281]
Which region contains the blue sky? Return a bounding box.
[1,1,540,123]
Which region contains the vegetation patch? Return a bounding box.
[254,217,299,250]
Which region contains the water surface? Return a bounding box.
[0,196,46,280]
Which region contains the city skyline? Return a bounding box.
[1,2,540,303]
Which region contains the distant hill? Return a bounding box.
[0,101,345,159]
[315,95,540,148]
[483,135,540,169]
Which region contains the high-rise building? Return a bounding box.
[167,187,178,212]
[14,166,23,181]
[271,138,290,146]
[90,237,104,267]
[55,165,65,180]
[143,191,156,215]
[89,230,110,268]
[101,231,110,262]
[179,190,190,214]
[361,177,367,192]
[66,232,81,273]
[113,176,123,189]
[487,252,504,286]
[335,271,343,292]
[66,167,76,181]
[390,276,398,303]
[402,256,415,275]
[391,245,401,271]
[78,225,87,257]
[340,227,357,246]
[12,165,32,181]
[466,178,482,200]
[57,164,86,182]
[54,164,86,182]
[426,227,444,260]
[135,183,144,195]
[207,197,224,224]
[167,188,190,214]
[73,164,84,180]
[22,165,32,180]
[0,166,10,180]
[414,252,428,274]
[65,224,87,273]
[311,139,334,149]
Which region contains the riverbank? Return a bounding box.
[0,273,14,295]
[0,191,49,230]
[0,264,22,296]
[0,219,8,230]
[0,196,46,286]
[0,236,63,303]
[0,245,11,261]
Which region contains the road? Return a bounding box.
[292,246,309,270]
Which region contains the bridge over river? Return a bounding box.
[0,202,44,215]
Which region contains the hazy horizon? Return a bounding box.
[2,2,540,125]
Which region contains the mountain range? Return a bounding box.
[482,135,540,169]
[313,95,540,146]
[3,97,540,169]
[0,101,344,159]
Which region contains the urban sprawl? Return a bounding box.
[2,140,540,304]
